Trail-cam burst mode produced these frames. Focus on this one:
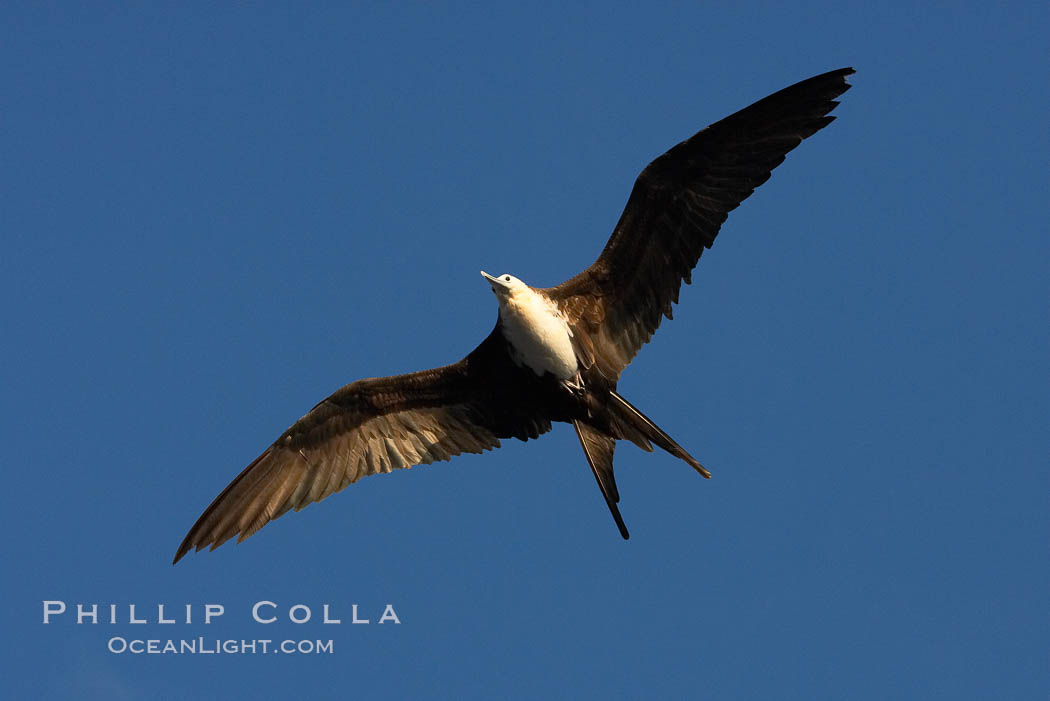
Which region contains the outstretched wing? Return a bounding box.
[547,67,854,380]
[173,328,549,563]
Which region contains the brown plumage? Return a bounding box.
[546,67,855,379]
[174,67,853,563]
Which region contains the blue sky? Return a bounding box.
[3,3,1046,699]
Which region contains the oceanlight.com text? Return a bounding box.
[107,637,334,655]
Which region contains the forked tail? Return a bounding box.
[571,390,709,539]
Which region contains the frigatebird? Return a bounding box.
[173,67,853,563]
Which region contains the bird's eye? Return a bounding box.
[504,276,511,281]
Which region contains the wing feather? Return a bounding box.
[173,328,551,563]
[545,67,854,379]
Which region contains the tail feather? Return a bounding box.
[609,391,711,479]
[572,420,630,539]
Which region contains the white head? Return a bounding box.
[480,271,528,299]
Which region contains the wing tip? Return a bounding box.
[171,534,215,565]
[825,66,856,82]
[831,66,856,93]
[171,541,192,566]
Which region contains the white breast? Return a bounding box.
[498,288,578,380]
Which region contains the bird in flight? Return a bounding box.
[174,67,854,564]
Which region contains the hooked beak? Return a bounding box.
[480,270,510,292]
